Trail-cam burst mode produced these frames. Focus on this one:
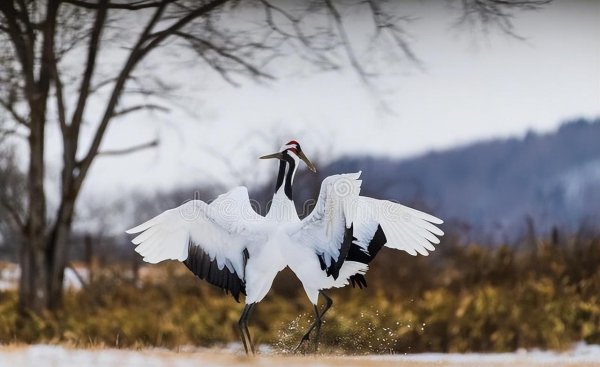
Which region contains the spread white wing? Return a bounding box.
[126,186,266,301]
[290,171,443,280]
[289,172,362,278]
[353,196,443,256]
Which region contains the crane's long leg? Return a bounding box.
[238,303,256,355]
[294,291,333,353]
[294,304,320,352]
[313,291,333,351]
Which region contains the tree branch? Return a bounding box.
[95,139,159,157]
[37,0,61,115]
[323,0,370,83]
[259,0,339,68]
[90,75,141,94]
[66,263,88,290]
[62,0,173,10]
[111,103,169,118]
[69,0,109,132]
[50,57,67,133]
[0,98,29,127]
[141,0,228,53]
[454,0,552,38]
[0,190,25,232]
[0,127,27,141]
[15,0,35,41]
[174,31,274,82]
[0,1,36,98]
[75,0,228,191]
[365,0,422,66]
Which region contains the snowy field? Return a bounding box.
[1,344,600,367]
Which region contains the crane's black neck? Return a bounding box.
[275,155,296,200]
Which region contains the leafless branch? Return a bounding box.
[323,0,370,83]
[66,263,88,290]
[14,0,36,49]
[111,103,169,117]
[0,127,27,140]
[140,0,228,53]
[69,0,109,131]
[73,0,170,186]
[95,139,159,157]
[90,75,140,94]
[453,0,552,38]
[0,1,36,95]
[481,0,552,9]
[77,0,228,188]
[49,56,67,133]
[0,98,29,127]
[53,5,96,61]
[174,31,274,83]
[365,0,422,66]
[0,196,25,231]
[259,0,339,69]
[62,0,174,11]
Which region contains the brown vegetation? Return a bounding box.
[1,231,599,353]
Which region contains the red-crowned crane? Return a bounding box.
[126,140,443,355]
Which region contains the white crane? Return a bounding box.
[126,140,443,355]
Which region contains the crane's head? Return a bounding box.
[260,140,317,173]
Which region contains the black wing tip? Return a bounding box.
[318,254,327,271]
[320,224,356,280]
[230,290,243,303]
[183,243,246,302]
[350,273,368,289]
[347,224,387,265]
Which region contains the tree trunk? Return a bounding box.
[18,239,50,315]
[18,104,49,314]
[18,157,79,312]
[16,0,61,315]
[48,197,77,309]
[18,202,77,313]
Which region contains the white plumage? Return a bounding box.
[126,140,443,354]
[129,187,264,272]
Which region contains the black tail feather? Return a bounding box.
[349,273,368,289]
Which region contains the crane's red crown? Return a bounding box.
[284,140,300,154]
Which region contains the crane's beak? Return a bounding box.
[297,150,317,173]
[260,150,317,173]
[259,152,284,160]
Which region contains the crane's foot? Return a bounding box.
[238,303,256,356]
[294,332,311,353]
[294,295,332,354]
[314,321,322,353]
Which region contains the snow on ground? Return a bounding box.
[0,263,88,291]
[1,344,600,367]
[367,342,600,366]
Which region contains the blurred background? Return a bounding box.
[0,0,599,355]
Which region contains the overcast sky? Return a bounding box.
[67,0,599,204]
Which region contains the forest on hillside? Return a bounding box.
[320,118,600,242]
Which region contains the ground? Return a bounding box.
[1,345,600,367]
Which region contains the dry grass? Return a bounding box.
[2,236,600,354]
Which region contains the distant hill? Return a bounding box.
[315,118,600,241]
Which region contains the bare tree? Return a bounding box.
[0,0,550,314]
